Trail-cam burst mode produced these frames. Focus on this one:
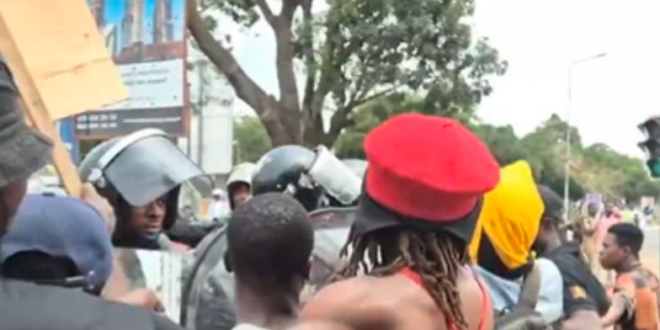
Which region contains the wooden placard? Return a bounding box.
[0,0,128,197]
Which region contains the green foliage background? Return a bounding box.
[233,93,660,203]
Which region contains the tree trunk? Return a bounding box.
[260,105,300,146]
[187,0,299,146]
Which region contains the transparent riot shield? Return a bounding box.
[181,207,355,330]
[180,226,237,330]
[306,207,355,293]
[111,248,191,324]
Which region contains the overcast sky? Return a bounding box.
[222,0,660,157]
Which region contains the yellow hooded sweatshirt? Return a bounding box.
[469,160,545,270]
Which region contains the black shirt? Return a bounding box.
[0,278,184,330]
[543,242,611,316]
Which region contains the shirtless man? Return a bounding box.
[300,113,499,330]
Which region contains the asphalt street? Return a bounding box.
[642,226,659,273]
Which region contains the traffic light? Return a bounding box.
[638,117,660,178]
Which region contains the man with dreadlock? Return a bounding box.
[299,113,497,330]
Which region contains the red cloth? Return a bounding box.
[364,113,500,221]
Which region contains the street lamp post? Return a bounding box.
[564,52,607,221]
[195,59,210,168]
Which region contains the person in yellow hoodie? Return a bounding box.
[469,161,564,324]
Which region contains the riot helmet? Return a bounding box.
[252,145,361,211]
[226,162,256,210]
[79,129,213,248]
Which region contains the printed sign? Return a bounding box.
[76,0,188,139]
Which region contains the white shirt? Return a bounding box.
[474,258,564,324]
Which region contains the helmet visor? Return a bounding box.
[307,146,361,206]
[104,135,213,207]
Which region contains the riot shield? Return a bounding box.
[181,226,237,330]
[111,248,190,323]
[181,207,355,330]
[306,207,355,292]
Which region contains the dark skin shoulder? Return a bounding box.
[301,268,492,330]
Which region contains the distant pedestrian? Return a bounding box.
[600,223,659,330]
[594,203,623,283]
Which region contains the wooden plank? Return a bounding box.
[0,0,128,196]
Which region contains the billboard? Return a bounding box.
[57,117,80,163]
[75,0,188,139]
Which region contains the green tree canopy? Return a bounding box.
[188,0,506,147]
[332,94,660,202]
[233,116,271,164]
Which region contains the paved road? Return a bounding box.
[642,227,659,272]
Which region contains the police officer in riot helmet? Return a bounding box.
[252,145,362,212]
[252,146,321,211]
[79,128,214,251]
[226,162,256,211]
[180,146,360,330]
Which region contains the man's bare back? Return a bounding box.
[300,268,493,330]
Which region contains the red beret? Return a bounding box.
[363,113,500,221]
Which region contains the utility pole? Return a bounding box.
[195,60,208,168]
[186,110,192,157]
[564,52,607,221]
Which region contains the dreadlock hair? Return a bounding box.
[337,228,470,330]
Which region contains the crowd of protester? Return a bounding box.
[0,54,658,330]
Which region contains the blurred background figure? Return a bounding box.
[576,200,600,270]
[226,162,256,212]
[594,201,624,284]
[641,204,655,229]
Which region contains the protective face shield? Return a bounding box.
[181,207,355,330]
[79,129,213,208]
[307,146,362,207]
[114,248,191,323]
[341,159,368,180]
